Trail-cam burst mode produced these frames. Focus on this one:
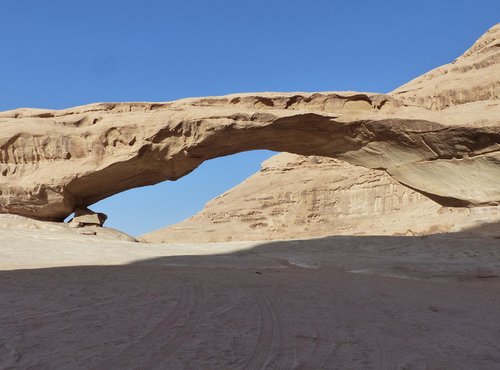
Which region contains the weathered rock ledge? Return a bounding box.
[0,24,499,221]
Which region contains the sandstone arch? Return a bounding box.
[0,24,499,221]
[1,91,499,221]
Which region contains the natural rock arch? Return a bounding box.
[1,24,499,221]
[1,91,499,221]
[0,24,500,220]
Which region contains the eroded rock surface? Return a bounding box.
[69,207,107,228]
[392,24,499,110]
[0,214,136,242]
[0,24,499,221]
[142,153,500,243]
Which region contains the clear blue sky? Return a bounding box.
[1,1,498,235]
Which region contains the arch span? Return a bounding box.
[1,92,500,221]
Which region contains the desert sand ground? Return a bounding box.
[1,221,500,369]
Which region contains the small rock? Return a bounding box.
[69,207,107,227]
[76,228,97,236]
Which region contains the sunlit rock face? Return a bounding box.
[143,24,500,243]
[392,23,500,110]
[141,153,500,243]
[0,24,499,222]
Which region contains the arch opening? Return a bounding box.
[78,150,277,236]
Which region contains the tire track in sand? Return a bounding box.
[149,283,205,369]
[301,322,336,369]
[92,280,203,370]
[371,332,397,370]
[10,293,137,323]
[244,289,295,370]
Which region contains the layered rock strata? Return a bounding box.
[142,153,500,243]
[0,24,499,222]
[392,24,499,110]
[143,24,500,243]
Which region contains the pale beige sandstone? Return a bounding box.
[384,23,500,203]
[143,24,500,243]
[0,214,136,241]
[0,24,499,223]
[69,206,107,227]
[2,25,500,370]
[392,23,500,110]
[142,153,500,243]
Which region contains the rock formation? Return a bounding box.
[69,207,107,228]
[143,24,500,243]
[0,24,499,222]
[392,23,499,110]
[0,214,136,242]
[142,153,500,243]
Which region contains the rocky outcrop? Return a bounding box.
[0,214,136,242]
[2,93,499,222]
[69,207,107,228]
[0,24,499,222]
[141,153,500,243]
[392,23,499,110]
[142,24,500,243]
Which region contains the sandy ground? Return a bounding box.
[1,224,500,369]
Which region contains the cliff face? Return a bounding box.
[392,23,499,110]
[141,153,500,243]
[0,24,499,231]
[141,24,500,243]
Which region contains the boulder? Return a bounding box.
[69,207,107,227]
